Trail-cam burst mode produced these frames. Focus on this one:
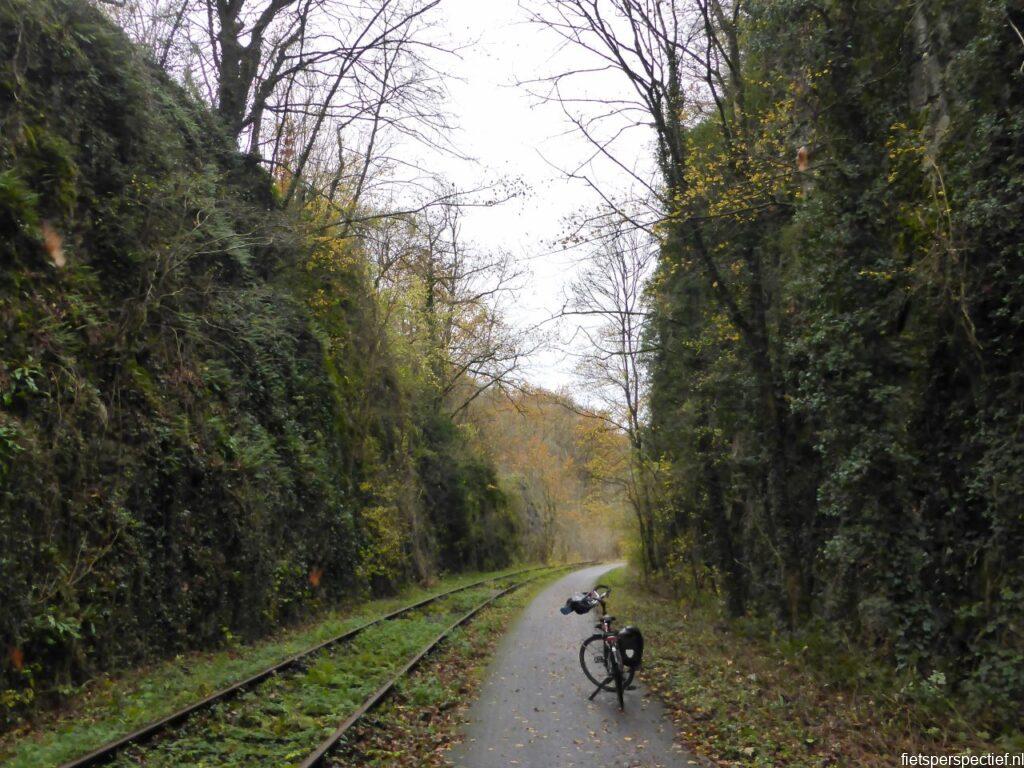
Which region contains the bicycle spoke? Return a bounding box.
[572,585,633,709]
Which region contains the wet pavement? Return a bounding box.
[449,563,702,768]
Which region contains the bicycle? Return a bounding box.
[560,584,643,711]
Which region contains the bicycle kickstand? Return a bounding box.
[588,677,613,701]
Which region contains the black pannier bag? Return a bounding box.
[560,592,595,615]
[617,626,644,668]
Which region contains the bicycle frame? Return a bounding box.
[596,603,618,658]
[569,584,634,710]
[581,589,629,708]
[588,614,618,694]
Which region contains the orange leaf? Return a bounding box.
[41,221,66,268]
[796,146,810,172]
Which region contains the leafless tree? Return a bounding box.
[521,0,700,233]
[95,0,453,200]
[409,197,533,416]
[97,0,536,264]
[529,0,808,610]
[350,188,533,417]
[564,220,660,572]
[568,226,652,438]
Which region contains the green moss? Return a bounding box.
[0,170,40,235]
[0,567,537,767]
[0,0,520,732]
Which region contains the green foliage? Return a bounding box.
[611,567,1010,765]
[416,409,519,572]
[645,0,1024,732]
[0,0,518,728]
[0,568,528,767]
[329,567,568,768]
[96,585,499,768]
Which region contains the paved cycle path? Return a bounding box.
[449,563,702,768]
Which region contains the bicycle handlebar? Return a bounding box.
[560,585,611,617]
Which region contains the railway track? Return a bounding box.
[58,563,585,768]
[298,567,572,768]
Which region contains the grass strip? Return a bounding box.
[105,585,501,768]
[0,566,537,768]
[325,567,572,768]
[603,567,1021,767]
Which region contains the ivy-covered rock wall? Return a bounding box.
[645,0,1023,730]
[0,0,516,722]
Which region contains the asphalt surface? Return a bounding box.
[449,563,701,768]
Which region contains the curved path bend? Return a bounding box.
[449,563,702,768]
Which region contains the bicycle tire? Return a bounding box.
[579,635,635,692]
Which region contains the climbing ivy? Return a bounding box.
[646,0,1024,730]
[0,0,516,725]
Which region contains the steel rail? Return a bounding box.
[56,564,555,768]
[298,562,589,768]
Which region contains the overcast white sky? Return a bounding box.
[109,0,656,392]
[412,0,655,393]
